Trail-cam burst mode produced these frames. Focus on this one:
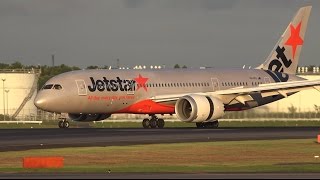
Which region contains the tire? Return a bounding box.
[213,121,219,128]
[204,122,214,128]
[63,121,70,128]
[149,119,157,128]
[58,121,64,128]
[142,119,150,128]
[157,119,165,128]
[196,123,205,128]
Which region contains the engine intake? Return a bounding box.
[68,113,111,122]
[175,95,225,123]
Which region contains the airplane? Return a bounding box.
[35,6,320,129]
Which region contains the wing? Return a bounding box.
[151,79,320,105]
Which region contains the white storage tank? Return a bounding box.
[0,69,40,120]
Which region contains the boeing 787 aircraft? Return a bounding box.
[35,6,320,129]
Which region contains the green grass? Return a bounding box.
[1,139,320,173]
[1,120,320,129]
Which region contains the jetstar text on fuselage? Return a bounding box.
[88,77,136,92]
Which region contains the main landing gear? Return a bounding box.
[58,118,70,129]
[142,115,165,129]
[196,120,219,129]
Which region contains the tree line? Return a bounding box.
[0,62,188,89]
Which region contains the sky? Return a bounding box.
[0,0,319,69]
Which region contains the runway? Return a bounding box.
[0,127,319,152]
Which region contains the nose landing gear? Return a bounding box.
[58,118,70,128]
[142,115,165,129]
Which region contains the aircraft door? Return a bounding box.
[211,78,220,92]
[76,80,87,96]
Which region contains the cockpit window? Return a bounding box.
[53,84,63,90]
[42,84,54,90]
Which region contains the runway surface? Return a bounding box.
[0,127,319,152]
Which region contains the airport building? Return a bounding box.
[0,69,40,120]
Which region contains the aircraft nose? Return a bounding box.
[34,95,47,110]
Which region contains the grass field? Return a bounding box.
[0,139,320,173]
[1,120,320,129]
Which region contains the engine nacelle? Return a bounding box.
[68,113,111,122]
[175,95,225,123]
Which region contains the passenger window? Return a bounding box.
[43,84,54,90]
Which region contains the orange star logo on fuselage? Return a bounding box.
[134,74,149,92]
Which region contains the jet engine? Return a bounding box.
[175,95,225,123]
[68,113,111,122]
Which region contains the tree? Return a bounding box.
[174,64,180,69]
[10,61,23,69]
[314,105,320,113]
[288,104,297,114]
[182,65,187,68]
[308,65,316,72]
[0,63,10,69]
[101,65,110,69]
[86,65,99,69]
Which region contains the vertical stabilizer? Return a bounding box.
[256,6,312,74]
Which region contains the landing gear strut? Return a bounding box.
[58,118,70,129]
[142,115,165,129]
[196,120,219,129]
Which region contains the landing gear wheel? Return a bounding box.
[204,122,214,128]
[149,119,158,128]
[63,121,70,128]
[196,122,205,128]
[142,119,150,128]
[196,121,219,129]
[142,115,166,129]
[157,119,165,129]
[213,121,219,128]
[58,120,64,128]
